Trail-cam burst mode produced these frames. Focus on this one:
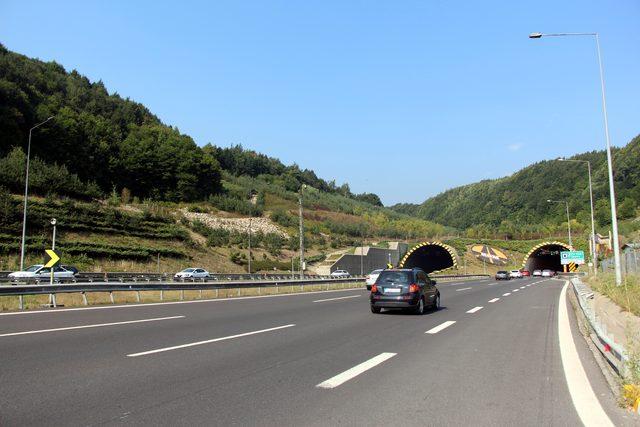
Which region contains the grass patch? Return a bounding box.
[585,273,640,317]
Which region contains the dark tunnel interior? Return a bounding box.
[524,244,573,272]
[401,244,455,274]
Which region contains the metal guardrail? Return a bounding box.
[0,273,490,310]
[0,277,367,309]
[0,272,345,285]
[570,277,629,377]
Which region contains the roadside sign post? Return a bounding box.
[44,248,61,286]
[560,251,585,273]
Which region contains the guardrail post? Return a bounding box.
[300,283,303,291]
[199,289,203,299]
[237,287,240,297]
[109,292,114,304]
[276,283,279,294]
[51,293,57,308]
[82,292,88,306]
[136,291,141,302]
[160,290,164,301]
[180,290,184,301]
[18,295,23,310]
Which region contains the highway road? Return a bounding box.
[0,277,637,426]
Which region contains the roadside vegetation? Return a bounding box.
[585,273,640,317]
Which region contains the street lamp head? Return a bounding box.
[546,199,552,203]
[557,157,565,161]
[529,32,543,39]
[50,218,57,226]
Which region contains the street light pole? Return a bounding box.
[548,199,572,247]
[298,185,306,279]
[248,218,252,274]
[19,116,54,271]
[556,158,597,274]
[50,218,57,286]
[530,32,621,285]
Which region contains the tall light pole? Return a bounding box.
[298,184,306,279]
[530,32,621,285]
[20,116,54,271]
[556,157,597,274]
[547,199,572,247]
[247,218,252,274]
[50,218,57,286]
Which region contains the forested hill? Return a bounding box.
[392,134,640,235]
[0,44,381,205]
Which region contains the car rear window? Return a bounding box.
[497,271,508,274]
[376,271,411,284]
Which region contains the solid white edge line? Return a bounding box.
[313,295,360,303]
[558,281,614,426]
[0,316,185,337]
[316,352,397,389]
[0,287,365,317]
[455,287,472,292]
[466,306,483,314]
[488,298,500,303]
[127,324,295,357]
[425,321,456,334]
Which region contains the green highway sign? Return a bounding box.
[560,250,585,265]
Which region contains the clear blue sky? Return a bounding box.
[2,0,638,205]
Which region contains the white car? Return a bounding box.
[509,270,523,279]
[541,269,555,277]
[366,269,383,290]
[8,265,75,281]
[330,270,350,278]
[174,268,210,279]
[532,270,542,277]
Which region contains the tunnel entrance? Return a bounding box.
[399,242,458,274]
[522,241,575,272]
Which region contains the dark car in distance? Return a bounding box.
[495,271,510,280]
[370,268,440,315]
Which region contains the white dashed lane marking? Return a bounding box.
[455,287,472,292]
[425,321,456,334]
[316,353,397,389]
[488,298,500,303]
[466,306,483,314]
[503,293,511,296]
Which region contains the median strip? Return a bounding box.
[127,324,295,357]
[0,316,185,337]
[425,321,456,334]
[316,352,396,389]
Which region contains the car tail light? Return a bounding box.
[371,284,378,293]
[409,284,419,293]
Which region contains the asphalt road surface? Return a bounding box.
[0,277,637,426]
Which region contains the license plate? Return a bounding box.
[385,288,401,293]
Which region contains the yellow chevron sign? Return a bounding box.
[44,249,61,268]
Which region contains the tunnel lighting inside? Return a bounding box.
[399,243,456,274]
[523,242,574,272]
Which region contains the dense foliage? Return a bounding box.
[0,44,386,207]
[393,135,640,236]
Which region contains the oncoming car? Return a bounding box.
[330,270,350,278]
[8,265,75,282]
[495,271,510,280]
[174,268,210,280]
[370,268,440,315]
[509,270,523,279]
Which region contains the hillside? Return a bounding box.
[393,135,640,239]
[0,45,449,272]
